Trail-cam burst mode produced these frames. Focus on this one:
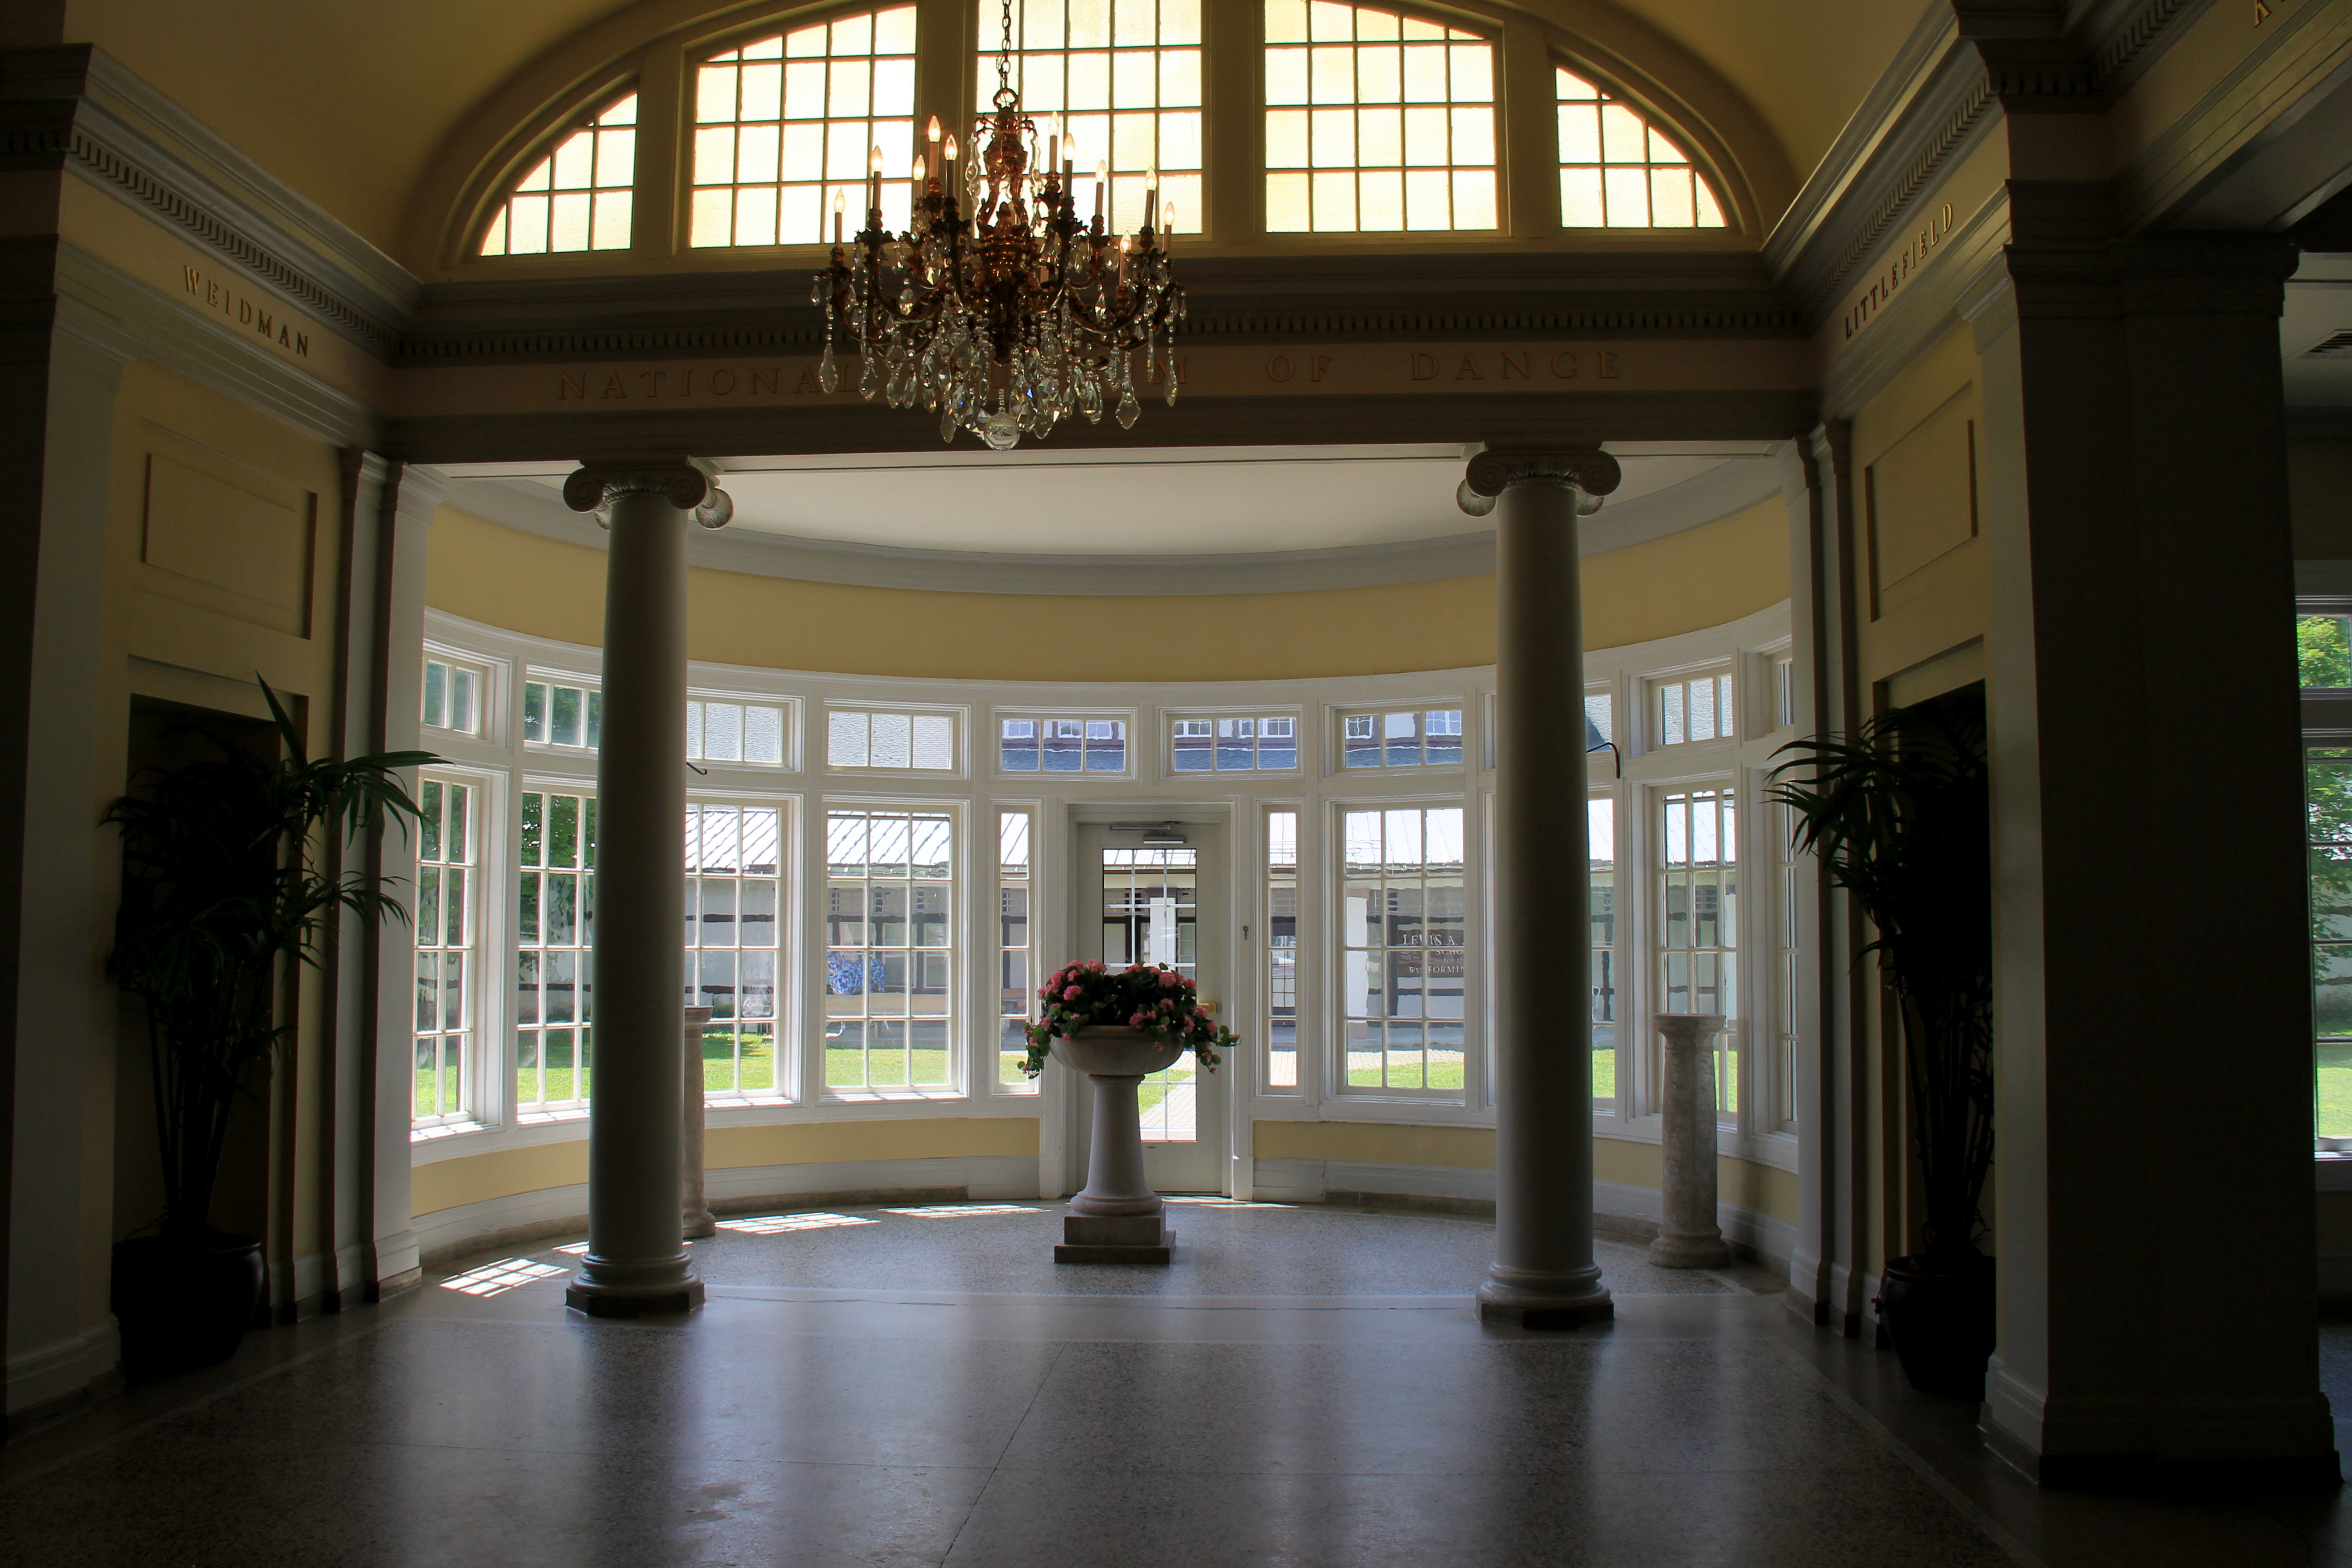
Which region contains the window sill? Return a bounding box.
[410,1119,488,1144]
[2316,1153,2352,1191]
[821,1088,968,1105]
[516,1107,589,1127]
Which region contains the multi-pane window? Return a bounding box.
[1000,716,1127,772]
[1341,806,1466,1091]
[480,93,638,256]
[1584,693,1613,748]
[1654,672,1733,746]
[422,658,482,736]
[1264,0,1495,233]
[992,0,1203,235]
[517,789,595,1113]
[2301,613,2352,687]
[1340,708,1463,769]
[687,805,784,1099]
[998,810,1036,1089]
[1266,809,1300,1090]
[1555,68,1724,229]
[827,708,956,770]
[691,9,916,248]
[1658,786,1736,1117]
[523,679,601,750]
[2310,750,2352,1147]
[1773,656,1797,729]
[1174,716,1299,772]
[825,809,955,1091]
[414,779,475,1126]
[1589,795,1615,1108]
[688,699,789,767]
[1775,799,1800,1132]
[1100,846,1200,1139]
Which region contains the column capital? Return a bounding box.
[563,457,734,530]
[1463,445,1622,500]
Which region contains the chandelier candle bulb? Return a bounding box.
[1094,162,1107,220]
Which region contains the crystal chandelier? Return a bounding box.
[812,0,1186,450]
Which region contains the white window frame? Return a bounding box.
[1329,700,1470,775]
[687,690,801,772]
[822,701,967,778]
[1328,794,1473,1105]
[421,645,497,742]
[1643,662,1736,752]
[687,792,798,1107]
[990,803,1043,1096]
[1165,707,1305,777]
[411,766,502,1137]
[817,796,967,1101]
[522,669,603,754]
[992,707,1140,780]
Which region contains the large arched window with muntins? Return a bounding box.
[479,93,638,255]
[1555,67,1724,229]
[1263,0,1495,234]
[691,8,918,248]
[988,0,1203,235]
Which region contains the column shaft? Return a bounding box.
[1478,470,1611,1328]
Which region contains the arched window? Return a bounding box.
[990,0,1203,234]
[479,93,638,256]
[691,7,918,248]
[1555,68,1723,229]
[1263,0,1495,234]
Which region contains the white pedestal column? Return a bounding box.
[1650,1014,1730,1269]
[1467,447,1621,1330]
[682,1006,716,1240]
[559,462,730,1317]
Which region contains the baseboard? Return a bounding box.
[5,1322,121,1425]
[410,1156,1040,1269]
[1251,1159,1796,1273]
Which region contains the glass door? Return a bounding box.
[1073,823,1228,1193]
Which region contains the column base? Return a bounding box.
[1647,1232,1731,1269]
[1056,1213,1175,1264]
[1476,1269,1614,1330]
[682,1209,718,1240]
[565,1252,705,1317]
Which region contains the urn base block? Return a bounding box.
[1055,1212,1176,1264]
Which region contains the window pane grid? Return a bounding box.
[1653,672,1733,747]
[1341,806,1466,1091]
[1174,715,1299,772]
[999,810,1036,1089]
[688,804,785,1100]
[1657,786,1736,1118]
[1265,0,1495,233]
[422,658,481,736]
[414,779,475,1125]
[1590,794,1615,1107]
[1776,798,1800,1132]
[2302,614,2352,688]
[1340,707,1463,769]
[692,7,917,248]
[827,709,957,770]
[1267,810,1300,1090]
[687,699,789,767]
[523,679,603,751]
[1554,68,1723,230]
[1099,846,1200,1138]
[987,0,1204,235]
[1000,716,1127,773]
[2311,750,2352,1144]
[826,809,956,1092]
[517,789,595,1113]
[481,93,638,256]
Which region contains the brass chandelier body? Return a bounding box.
[814,1,1186,450]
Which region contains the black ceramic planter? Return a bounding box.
[1878,1254,1996,1401]
[111,1232,264,1378]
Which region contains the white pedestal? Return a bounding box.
[1054,1029,1183,1265]
[1650,1013,1732,1269]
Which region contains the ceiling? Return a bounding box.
[438,442,1780,559]
[55,0,1926,265]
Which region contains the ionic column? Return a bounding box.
[559,460,732,1317]
[1463,446,1621,1330]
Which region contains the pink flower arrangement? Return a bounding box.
[1022,960,1241,1079]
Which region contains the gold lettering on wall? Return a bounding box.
[1842,202,1957,340]
[181,265,309,357]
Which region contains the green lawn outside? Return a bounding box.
[1345,1052,1468,1090]
[2320,1045,2352,1138]
[825,1045,952,1089]
[1138,1064,1194,1117]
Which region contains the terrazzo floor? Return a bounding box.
[2,1200,2345,1567]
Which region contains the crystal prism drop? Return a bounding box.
[1116,388,1140,429]
[859,355,881,398]
[1165,373,1179,407]
[984,410,1021,451]
[819,343,839,394]
[941,406,959,443]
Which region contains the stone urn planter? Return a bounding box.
[1054,1026,1184,1264]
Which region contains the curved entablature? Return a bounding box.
[417,0,1782,276]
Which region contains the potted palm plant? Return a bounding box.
[1769,685,1993,1398]
[105,680,433,1375]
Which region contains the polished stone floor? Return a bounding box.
[2,1199,2345,1566]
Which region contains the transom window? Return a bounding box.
[517,789,595,1114]
[523,678,600,750]
[1654,672,1733,747]
[992,0,1203,234]
[1341,707,1463,768]
[692,8,917,248]
[825,809,956,1092]
[423,657,483,737]
[828,708,957,770]
[1340,805,1466,1091]
[687,805,785,1100]
[1173,715,1298,771]
[481,93,638,255]
[1264,0,1495,233]
[1555,68,1723,229]
[1000,716,1128,772]
[687,698,789,767]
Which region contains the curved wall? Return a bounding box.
[424,495,1791,682]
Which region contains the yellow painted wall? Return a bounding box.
[425,496,1788,681]
[413,1116,1039,1217]
[1254,1120,1798,1225]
